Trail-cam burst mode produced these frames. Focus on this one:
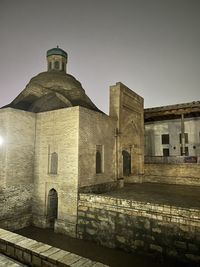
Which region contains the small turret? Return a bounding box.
[46,46,68,73]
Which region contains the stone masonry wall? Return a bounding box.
[144,163,200,186]
[77,194,200,264]
[0,185,33,230]
[0,108,36,230]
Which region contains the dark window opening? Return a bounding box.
[180,146,189,156]
[163,148,169,157]
[162,134,169,144]
[50,152,58,174]
[122,150,131,176]
[96,151,102,174]
[54,61,59,69]
[179,133,188,144]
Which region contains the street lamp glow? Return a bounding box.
[0,136,4,146]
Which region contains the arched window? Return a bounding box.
[96,151,102,174]
[50,152,58,174]
[54,61,59,69]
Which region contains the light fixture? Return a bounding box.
[0,136,4,146]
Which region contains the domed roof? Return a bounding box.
[47,47,68,59]
[6,71,101,113]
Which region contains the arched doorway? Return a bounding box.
[47,189,58,228]
[122,150,131,176]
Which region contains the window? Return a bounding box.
[179,133,188,144]
[96,145,103,174]
[54,61,59,69]
[163,148,169,157]
[180,147,189,156]
[162,134,169,144]
[50,152,58,174]
[96,151,102,173]
[62,62,65,71]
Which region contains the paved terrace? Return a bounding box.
[101,183,200,209]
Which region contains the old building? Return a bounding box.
[145,102,200,158]
[1,47,200,265]
[0,47,144,236]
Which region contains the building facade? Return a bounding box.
[145,103,200,159]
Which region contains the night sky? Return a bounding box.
[1,0,200,113]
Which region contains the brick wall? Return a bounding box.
[33,107,79,236]
[78,107,116,187]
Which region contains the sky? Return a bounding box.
[0,0,200,114]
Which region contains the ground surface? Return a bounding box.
[101,183,200,208]
[16,227,191,267]
[0,253,27,266]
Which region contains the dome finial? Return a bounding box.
[46,47,68,73]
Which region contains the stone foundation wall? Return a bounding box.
[144,163,200,186]
[0,185,33,230]
[77,194,200,264]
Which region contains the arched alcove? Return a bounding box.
[122,150,131,176]
[47,188,58,228]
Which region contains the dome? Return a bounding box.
[47,47,68,59]
[2,47,102,113]
[6,71,101,113]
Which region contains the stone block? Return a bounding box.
[116,235,126,244]
[86,227,96,235]
[174,241,187,250]
[40,247,60,258]
[70,258,91,267]
[15,248,23,261]
[150,244,162,253]
[32,254,42,266]
[7,244,15,257]
[48,249,70,263]
[58,253,81,266]
[23,251,31,264]
[133,240,144,248]
[41,259,57,267]
[152,227,161,233]
[0,242,6,252]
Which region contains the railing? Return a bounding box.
[145,156,200,164]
